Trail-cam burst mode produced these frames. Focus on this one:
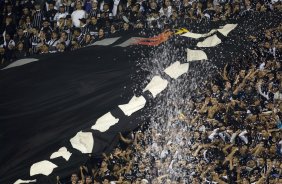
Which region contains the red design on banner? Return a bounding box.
[134,30,173,46]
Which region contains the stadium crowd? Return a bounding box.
[46,2,282,184]
[1,0,281,183]
[59,18,282,183]
[0,0,281,66]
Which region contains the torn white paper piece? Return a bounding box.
[181,29,217,39]
[143,76,168,98]
[217,24,237,36]
[92,112,119,132]
[114,37,143,47]
[2,58,38,70]
[91,37,120,46]
[187,49,208,61]
[50,147,72,161]
[122,16,129,23]
[30,160,57,176]
[118,96,146,116]
[197,34,222,47]
[70,131,94,153]
[164,61,189,79]
[14,179,37,184]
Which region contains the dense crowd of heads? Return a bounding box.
[62,19,282,183]
[0,0,281,66]
[57,9,282,184]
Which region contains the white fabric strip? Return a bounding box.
[2,58,39,70]
[143,76,168,98]
[217,24,237,36]
[114,37,143,47]
[187,49,208,61]
[181,24,237,39]
[181,32,203,39]
[70,131,94,153]
[181,29,217,39]
[30,160,58,176]
[118,95,146,116]
[196,34,222,47]
[14,179,37,184]
[164,61,189,79]
[50,147,72,161]
[91,37,120,46]
[91,112,119,132]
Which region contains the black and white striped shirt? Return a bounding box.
[63,26,74,42]
[81,24,90,35]
[89,8,100,18]
[30,35,41,54]
[32,10,45,29]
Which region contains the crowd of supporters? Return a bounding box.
[2,0,281,183]
[0,0,281,66]
[46,2,282,184]
[60,19,282,183]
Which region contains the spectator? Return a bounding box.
[72,27,84,45]
[159,0,172,18]
[71,1,87,27]
[110,24,118,35]
[122,22,130,31]
[2,16,16,37]
[88,16,99,37]
[14,42,28,59]
[32,2,45,29]
[47,31,59,52]
[115,4,126,21]
[100,3,114,24]
[81,33,94,46]
[4,3,17,24]
[97,28,106,40]
[14,27,30,55]
[1,33,15,64]
[22,16,33,37]
[20,6,31,24]
[54,5,69,26]
[79,18,90,35]
[30,27,41,54]
[64,15,74,41]
[0,42,5,64]
[70,173,79,184]
[46,1,58,28]
[40,19,53,39]
[56,41,66,53]
[88,0,100,18]
[85,0,93,13]
[58,31,70,48]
